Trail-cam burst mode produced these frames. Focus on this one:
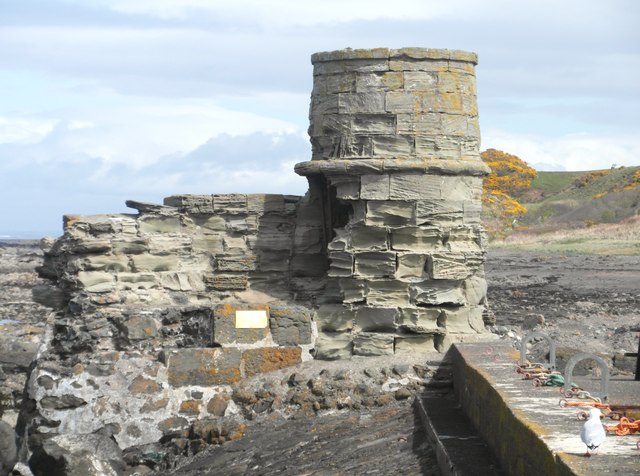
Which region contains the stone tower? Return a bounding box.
[295,48,490,358]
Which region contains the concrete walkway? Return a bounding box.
[444,342,640,476]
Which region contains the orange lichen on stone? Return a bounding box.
[179,399,201,415]
[128,375,162,395]
[241,347,302,377]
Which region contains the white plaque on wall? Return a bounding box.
[235,310,268,329]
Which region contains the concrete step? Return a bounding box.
[417,390,504,476]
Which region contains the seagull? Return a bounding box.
[580,408,606,457]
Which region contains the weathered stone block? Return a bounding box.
[391,226,442,251]
[389,174,442,200]
[313,58,389,75]
[396,253,428,281]
[242,347,302,377]
[372,134,414,157]
[269,304,313,346]
[206,274,248,290]
[138,216,181,234]
[112,238,148,254]
[353,333,394,356]
[464,275,487,306]
[354,307,397,332]
[124,314,158,340]
[192,234,224,254]
[213,194,247,214]
[445,226,483,252]
[132,254,179,272]
[328,251,354,277]
[429,253,473,280]
[213,303,270,344]
[310,96,339,122]
[76,271,115,293]
[440,113,468,136]
[394,334,437,353]
[168,348,241,386]
[396,112,439,134]
[404,71,438,91]
[354,251,396,277]
[160,271,205,292]
[366,201,414,226]
[314,72,356,94]
[83,255,129,272]
[360,174,390,200]
[338,92,386,114]
[463,201,482,224]
[409,281,465,306]
[164,195,214,213]
[117,272,157,290]
[350,226,388,251]
[355,71,403,91]
[397,307,441,333]
[338,278,367,303]
[352,114,397,135]
[316,304,355,332]
[189,214,226,232]
[314,332,353,360]
[253,216,295,251]
[416,200,464,224]
[216,255,257,272]
[148,236,191,255]
[367,280,409,306]
[443,176,482,201]
[385,91,422,113]
[440,306,485,333]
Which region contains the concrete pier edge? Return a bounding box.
[419,341,640,476]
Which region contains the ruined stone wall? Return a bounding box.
[22,47,491,453]
[27,193,324,448]
[296,48,490,359]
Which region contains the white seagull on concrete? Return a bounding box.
[580,408,606,457]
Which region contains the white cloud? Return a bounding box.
[0,116,57,144]
[83,0,464,24]
[483,129,640,171]
[0,97,302,168]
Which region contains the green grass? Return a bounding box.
[531,171,584,195]
[490,239,640,255]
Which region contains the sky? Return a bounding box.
[1,0,638,237]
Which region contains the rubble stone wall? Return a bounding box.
[23,47,491,451]
[27,193,325,448]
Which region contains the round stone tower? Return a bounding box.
[295,48,491,358]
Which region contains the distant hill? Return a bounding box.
[520,166,640,227]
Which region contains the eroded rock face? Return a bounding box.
[20,47,491,455]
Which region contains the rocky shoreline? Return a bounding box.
[1,240,639,475]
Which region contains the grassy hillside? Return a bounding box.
[521,166,640,226]
[484,165,640,254]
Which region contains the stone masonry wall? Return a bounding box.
[22,47,492,454]
[296,48,490,359]
[26,193,325,448]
